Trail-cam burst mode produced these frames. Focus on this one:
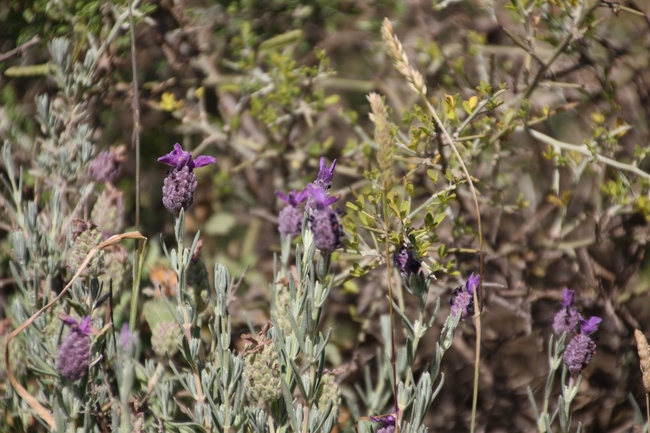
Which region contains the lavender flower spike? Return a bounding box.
[306,184,343,252]
[56,315,93,382]
[158,144,216,215]
[552,289,581,336]
[276,187,310,237]
[449,273,481,321]
[564,315,601,375]
[393,246,421,278]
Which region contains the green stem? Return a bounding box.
[382,192,399,433]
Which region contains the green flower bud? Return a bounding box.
[68,220,104,277]
[151,321,180,358]
[100,245,130,295]
[244,343,282,404]
[316,373,340,415]
[90,185,124,238]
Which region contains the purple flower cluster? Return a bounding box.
[89,145,127,184]
[158,144,216,215]
[276,188,310,237]
[308,185,343,253]
[393,245,421,278]
[449,273,481,321]
[56,316,92,382]
[275,157,343,253]
[553,289,602,375]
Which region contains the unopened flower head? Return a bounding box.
[553,289,581,336]
[56,315,92,382]
[276,187,310,237]
[393,246,421,278]
[68,219,105,277]
[151,321,181,358]
[89,145,127,183]
[563,315,602,375]
[91,184,124,238]
[449,273,481,321]
[307,185,343,252]
[158,143,216,215]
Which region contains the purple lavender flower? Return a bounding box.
[449,273,481,321]
[553,289,581,336]
[276,188,310,237]
[315,157,337,189]
[89,145,126,183]
[158,144,216,215]
[56,316,92,382]
[563,316,602,375]
[393,246,421,278]
[306,157,337,212]
[370,407,397,433]
[307,185,343,252]
[157,143,216,169]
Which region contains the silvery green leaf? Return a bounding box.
[390,299,414,340]
[280,376,299,432]
[527,386,539,421]
[629,393,644,426]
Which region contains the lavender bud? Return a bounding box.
[151,321,180,358]
[68,220,105,277]
[278,206,304,237]
[316,373,341,415]
[309,208,344,253]
[100,244,130,294]
[187,249,210,312]
[449,273,481,321]
[393,246,421,278]
[563,316,601,375]
[552,289,580,336]
[56,316,92,382]
[276,188,310,237]
[88,145,126,183]
[162,166,198,215]
[158,143,216,215]
[90,185,124,238]
[244,343,282,404]
[564,333,597,375]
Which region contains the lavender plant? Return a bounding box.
[2,0,650,431]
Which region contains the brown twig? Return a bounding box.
[0,36,41,63]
